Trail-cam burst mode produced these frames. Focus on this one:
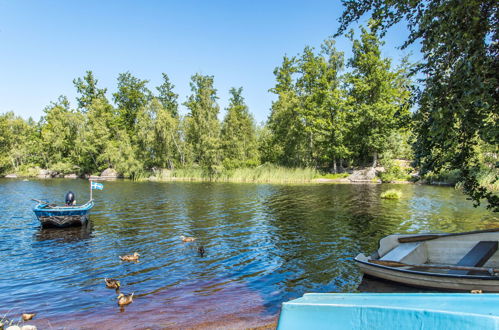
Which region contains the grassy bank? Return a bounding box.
[150,165,319,183]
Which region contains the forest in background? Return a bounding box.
[0,24,414,178]
[1,4,497,211]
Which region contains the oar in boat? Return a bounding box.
[368,259,499,276]
[398,228,499,243]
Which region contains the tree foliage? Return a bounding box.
[221,87,258,168]
[184,74,221,172]
[337,0,498,211]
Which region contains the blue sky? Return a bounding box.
[0,0,420,123]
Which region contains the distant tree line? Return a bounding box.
[0,24,412,180]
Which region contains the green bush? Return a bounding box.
[317,173,350,180]
[379,164,412,182]
[381,189,402,199]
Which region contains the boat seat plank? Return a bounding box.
[448,241,498,275]
[380,242,421,262]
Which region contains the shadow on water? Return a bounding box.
[0,179,497,328]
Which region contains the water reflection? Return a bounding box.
[0,179,497,329]
[35,223,93,242]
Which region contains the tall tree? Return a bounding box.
[73,71,107,111]
[345,22,411,168]
[113,72,151,135]
[183,74,221,172]
[220,87,258,168]
[267,55,307,166]
[337,0,498,210]
[40,96,83,173]
[156,73,179,117]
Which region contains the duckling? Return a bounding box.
[119,252,140,262]
[22,313,36,321]
[117,292,134,306]
[180,235,196,242]
[105,278,121,289]
[198,246,205,257]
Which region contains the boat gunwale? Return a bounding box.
[33,200,94,213]
[354,257,499,280]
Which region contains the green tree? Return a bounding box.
[184,74,221,172]
[75,97,117,174]
[267,55,307,166]
[345,23,411,168]
[337,0,498,210]
[40,96,83,173]
[113,72,151,135]
[73,71,107,111]
[156,73,179,117]
[0,113,41,174]
[296,39,348,172]
[220,87,258,168]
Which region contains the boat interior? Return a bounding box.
[377,232,499,275]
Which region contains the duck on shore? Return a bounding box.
[180,235,196,242]
[105,278,121,289]
[119,252,140,262]
[117,293,134,306]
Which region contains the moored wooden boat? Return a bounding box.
[277,293,499,329]
[33,200,94,228]
[355,228,499,292]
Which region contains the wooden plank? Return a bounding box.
[380,242,421,262]
[448,241,498,275]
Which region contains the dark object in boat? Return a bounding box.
[198,246,205,257]
[33,200,94,228]
[65,191,76,206]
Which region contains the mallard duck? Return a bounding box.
[117,292,134,306]
[22,313,36,321]
[180,235,196,242]
[119,252,140,262]
[198,246,205,257]
[105,278,121,289]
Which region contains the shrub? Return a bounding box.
[381,189,402,199]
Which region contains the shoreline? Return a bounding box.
[1,175,418,185]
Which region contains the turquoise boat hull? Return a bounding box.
[278,293,499,329]
[33,200,94,228]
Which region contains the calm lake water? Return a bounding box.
[1,179,498,329]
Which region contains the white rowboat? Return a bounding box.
[355,228,499,292]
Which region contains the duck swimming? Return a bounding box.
[198,246,205,257]
[105,278,121,289]
[22,313,36,321]
[180,235,196,242]
[117,293,134,306]
[119,252,140,262]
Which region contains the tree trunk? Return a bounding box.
[372,152,378,168]
[332,157,337,174]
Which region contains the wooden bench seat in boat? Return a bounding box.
[448,241,498,275]
[380,242,422,262]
